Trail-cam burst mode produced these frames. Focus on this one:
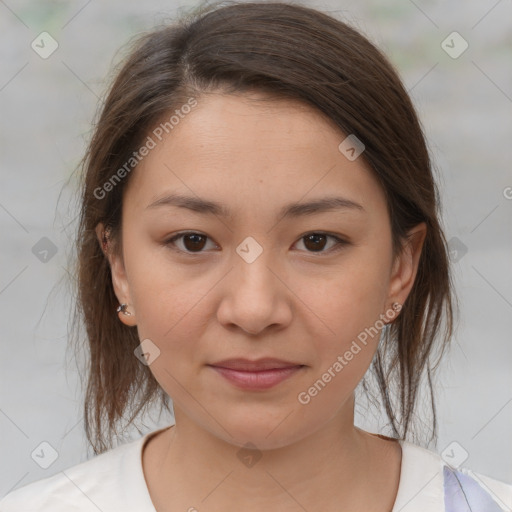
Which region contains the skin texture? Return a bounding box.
[96,92,426,511]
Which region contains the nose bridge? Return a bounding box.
[233,234,278,293]
[216,235,290,334]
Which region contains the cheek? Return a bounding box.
[132,275,205,346]
[128,263,205,398]
[123,233,196,327]
[295,247,392,384]
[301,251,390,334]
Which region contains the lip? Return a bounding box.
[207,358,305,390]
[209,358,303,371]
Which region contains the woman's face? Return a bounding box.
[100,92,424,449]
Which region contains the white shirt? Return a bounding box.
[1,425,511,511]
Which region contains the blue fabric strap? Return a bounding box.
[444,465,504,512]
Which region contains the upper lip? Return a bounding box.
[208,358,304,371]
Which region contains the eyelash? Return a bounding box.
[163,231,349,256]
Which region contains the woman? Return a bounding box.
[1,1,510,510]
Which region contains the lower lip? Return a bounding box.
[209,365,304,390]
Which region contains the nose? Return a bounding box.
[216,250,293,336]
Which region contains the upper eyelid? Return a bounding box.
[167,231,345,241]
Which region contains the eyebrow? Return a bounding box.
[145,193,365,219]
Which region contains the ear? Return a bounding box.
[386,222,427,311]
[95,222,137,326]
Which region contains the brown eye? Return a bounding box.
[165,232,215,253]
[182,233,207,251]
[303,233,328,252]
[295,233,347,254]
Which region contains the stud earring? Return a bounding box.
[392,302,402,312]
[116,303,131,316]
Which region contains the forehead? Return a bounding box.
[123,92,386,220]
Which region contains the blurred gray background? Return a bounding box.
[1,0,511,498]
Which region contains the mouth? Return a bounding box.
[207,358,305,390]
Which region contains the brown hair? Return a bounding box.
[68,0,456,455]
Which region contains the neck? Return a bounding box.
[144,395,399,511]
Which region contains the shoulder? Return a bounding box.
[0,432,155,512]
[393,440,512,512]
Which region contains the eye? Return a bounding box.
[163,231,348,255]
[164,232,217,254]
[293,232,348,254]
